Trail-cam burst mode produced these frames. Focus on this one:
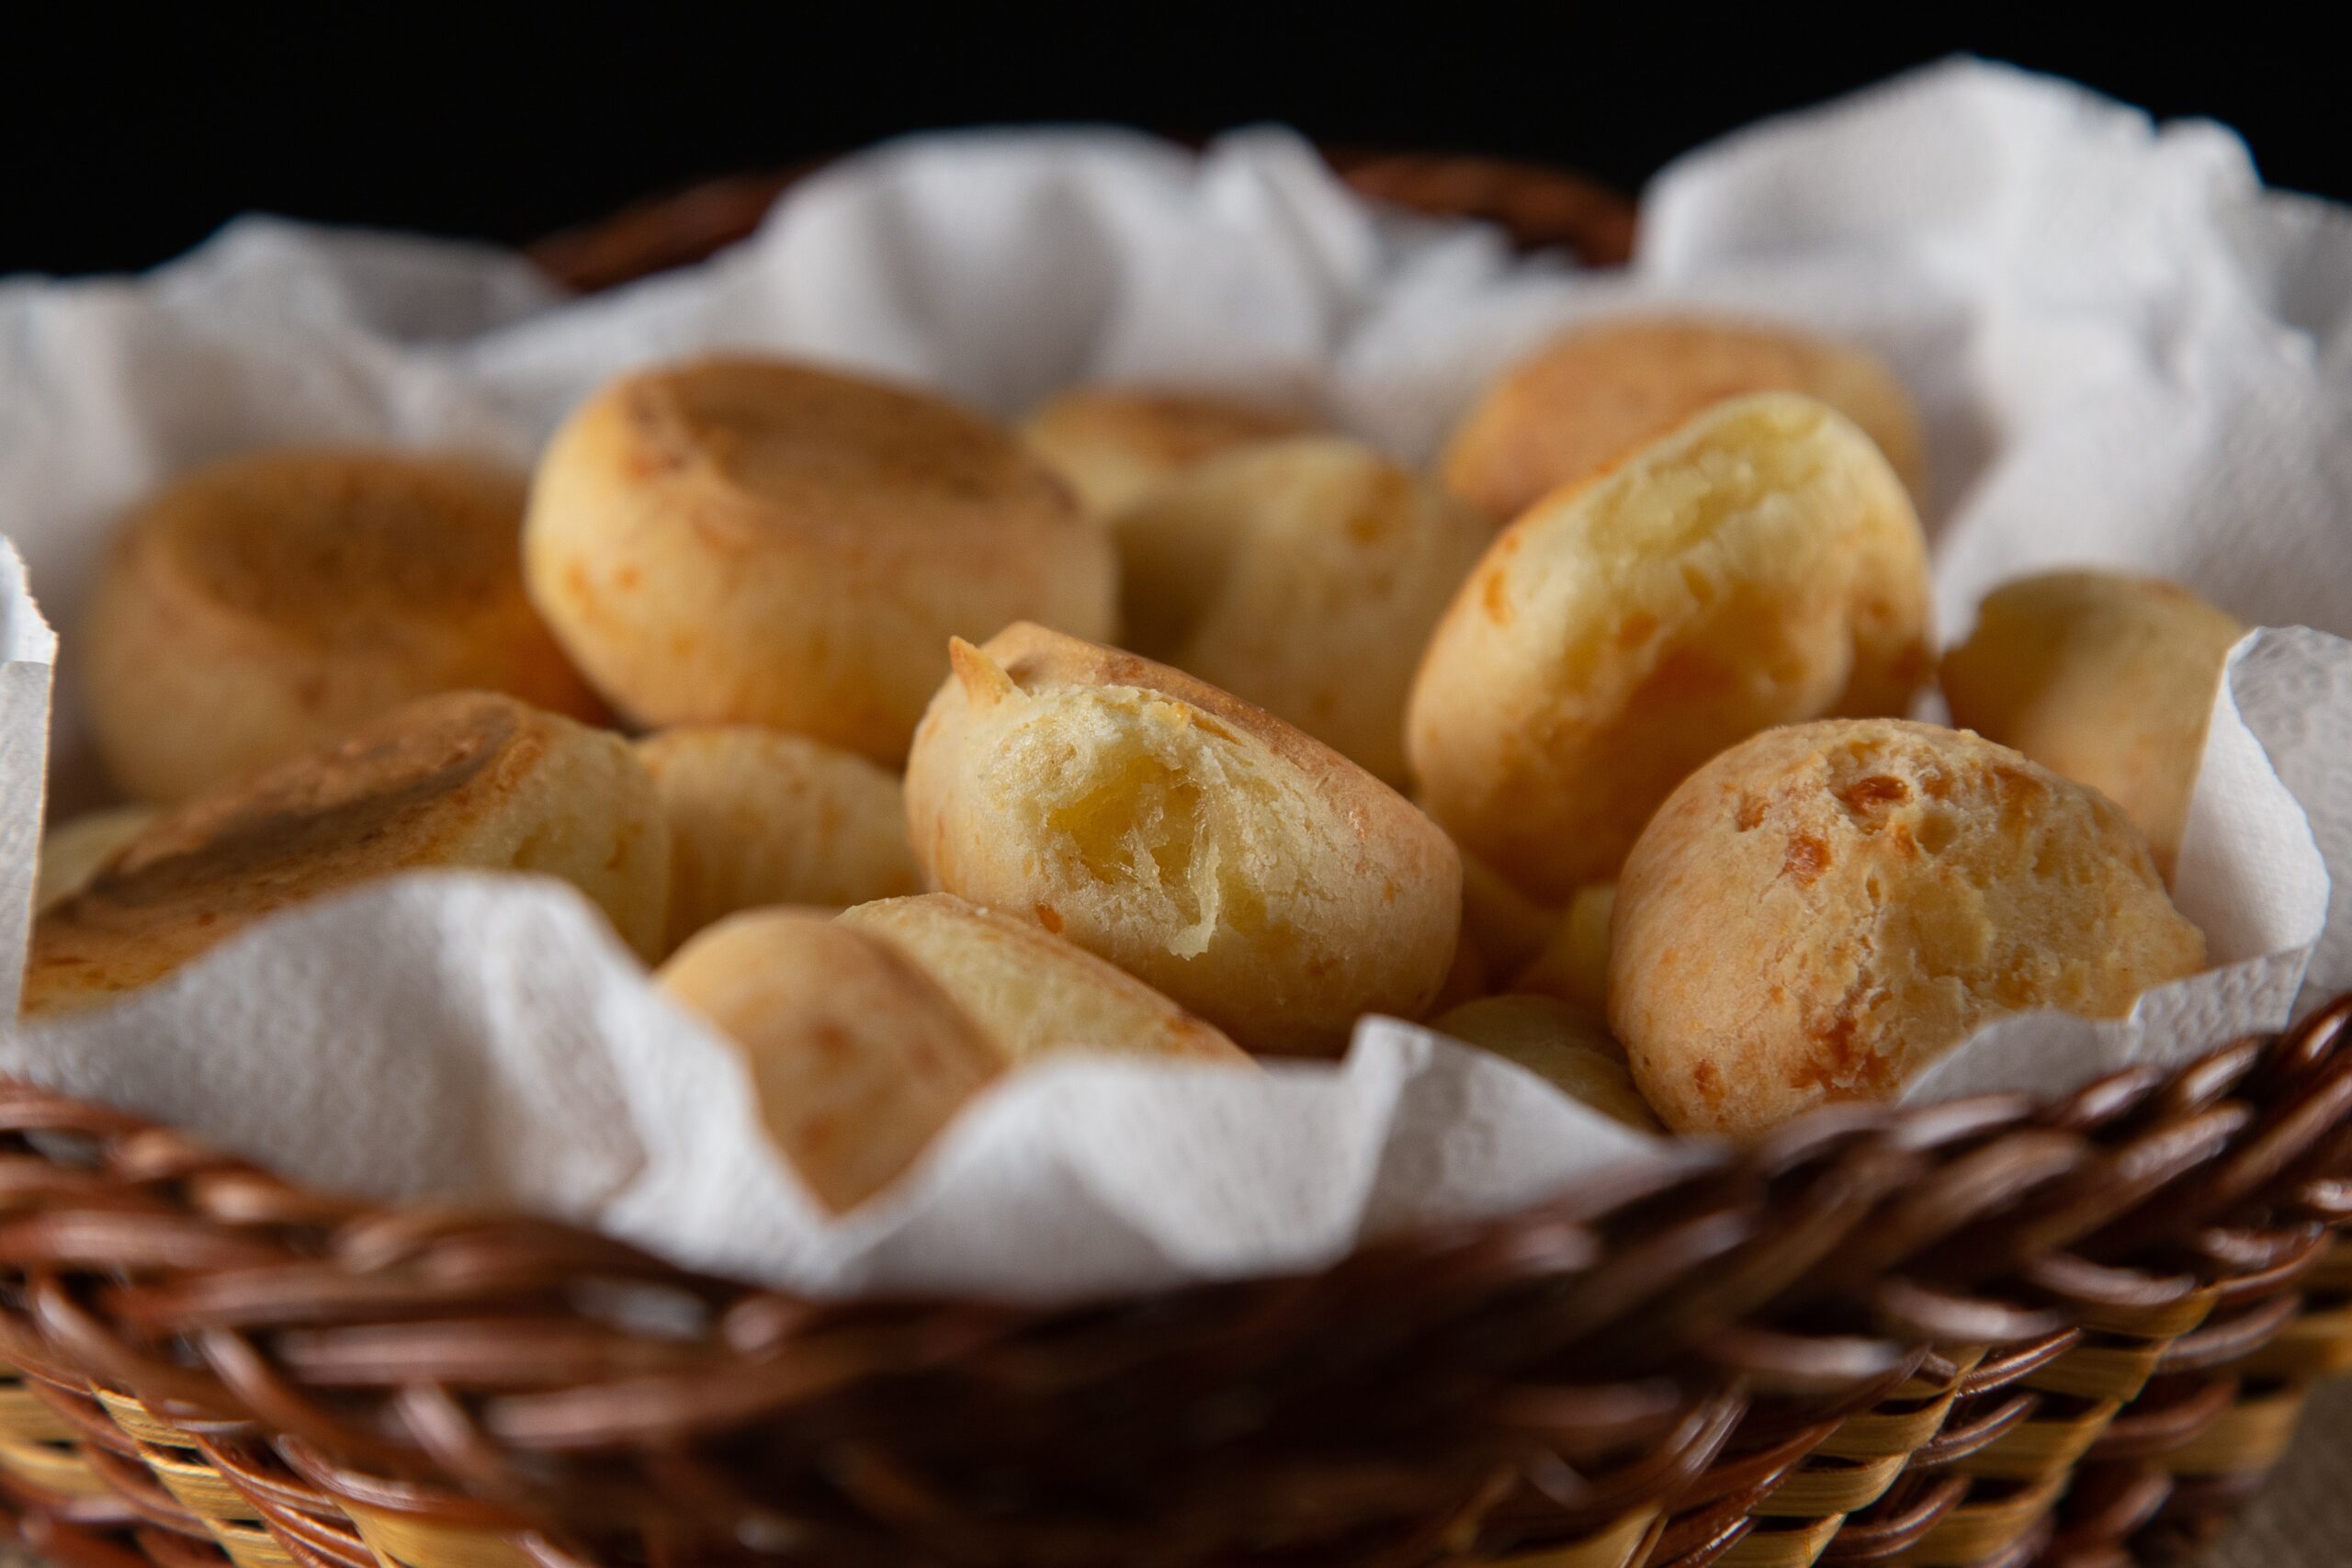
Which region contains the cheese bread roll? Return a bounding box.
[904,624,1461,1055]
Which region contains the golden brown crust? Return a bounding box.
[1940,571,2245,880]
[24,692,669,1016]
[1022,387,1309,516]
[1611,719,2208,1140]
[1108,436,1495,784]
[1441,315,1928,521]
[656,909,1001,1214]
[635,726,918,953]
[523,356,1115,763]
[904,624,1462,1055]
[83,449,605,804]
[1408,393,1932,900]
[840,894,1248,1066]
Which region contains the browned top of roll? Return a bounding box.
[133,450,531,644]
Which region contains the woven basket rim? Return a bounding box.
[5,993,2350,1559]
[521,141,1641,294]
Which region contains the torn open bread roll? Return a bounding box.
[903,624,1461,1055]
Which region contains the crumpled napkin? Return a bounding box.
[2,58,2349,1302]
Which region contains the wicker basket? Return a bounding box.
[6,149,2349,1568]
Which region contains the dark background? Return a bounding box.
[1,8,2333,278]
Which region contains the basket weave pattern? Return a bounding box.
[5,996,2351,1568]
[6,152,2348,1568]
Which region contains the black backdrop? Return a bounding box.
[2,7,2334,278]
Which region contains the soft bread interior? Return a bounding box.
[993,682,1333,963]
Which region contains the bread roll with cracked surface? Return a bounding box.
[636,727,917,953]
[1442,316,1927,520]
[37,807,157,913]
[657,909,1001,1213]
[904,624,1462,1055]
[1408,393,1932,900]
[23,692,669,1017]
[84,450,604,804]
[1941,571,2245,880]
[1432,995,1657,1131]
[840,894,1247,1066]
[525,356,1116,763]
[1023,387,1309,517]
[1110,436,1494,784]
[1611,719,2208,1140]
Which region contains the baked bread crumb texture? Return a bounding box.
[37,314,2236,1202]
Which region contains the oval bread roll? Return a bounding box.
[83,450,605,804]
[525,357,1117,763]
[1408,393,1932,900]
[840,893,1247,1065]
[37,807,157,913]
[636,726,918,953]
[1442,316,1928,520]
[1941,571,2245,879]
[23,692,670,1017]
[1612,719,2208,1140]
[1432,995,1657,1132]
[658,909,1001,1213]
[1110,437,1494,784]
[904,624,1462,1055]
[1023,386,1309,517]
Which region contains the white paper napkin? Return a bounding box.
[3,58,2350,1303]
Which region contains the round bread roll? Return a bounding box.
[83,450,605,805]
[1432,995,1657,1132]
[1110,437,1494,784]
[1408,393,1932,900]
[23,692,669,1017]
[903,623,1462,1055]
[525,356,1117,763]
[658,909,1001,1213]
[840,894,1247,1065]
[1442,316,1928,520]
[1941,571,2245,880]
[636,727,918,953]
[1022,387,1309,517]
[1611,719,2209,1140]
[37,807,157,913]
